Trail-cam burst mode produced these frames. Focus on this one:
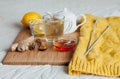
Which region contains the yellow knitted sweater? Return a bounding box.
[68,14,120,77]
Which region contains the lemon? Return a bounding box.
[21,12,42,28]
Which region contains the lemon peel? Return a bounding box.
[21,12,42,28]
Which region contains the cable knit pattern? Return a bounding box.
[68,14,120,77]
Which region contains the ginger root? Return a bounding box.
[11,36,35,52]
[11,43,18,51]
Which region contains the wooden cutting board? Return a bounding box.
[2,28,79,65]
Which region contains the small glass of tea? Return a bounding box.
[43,14,64,42]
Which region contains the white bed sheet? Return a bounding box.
[0,0,120,79]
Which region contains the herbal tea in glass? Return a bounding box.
[43,15,64,42]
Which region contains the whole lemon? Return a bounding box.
[21,12,42,28]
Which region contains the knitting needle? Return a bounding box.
[84,25,111,56]
[87,19,98,49]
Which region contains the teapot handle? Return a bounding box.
[76,14,86,28]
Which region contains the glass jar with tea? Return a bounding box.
[43,14,64,42]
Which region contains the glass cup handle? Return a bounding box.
[77,14,86,28]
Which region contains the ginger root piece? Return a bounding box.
[11,43,18,51]
[11,36,35,52]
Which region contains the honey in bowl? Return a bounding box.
[53,38,77,51]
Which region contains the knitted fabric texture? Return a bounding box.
[68,14,120,77]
